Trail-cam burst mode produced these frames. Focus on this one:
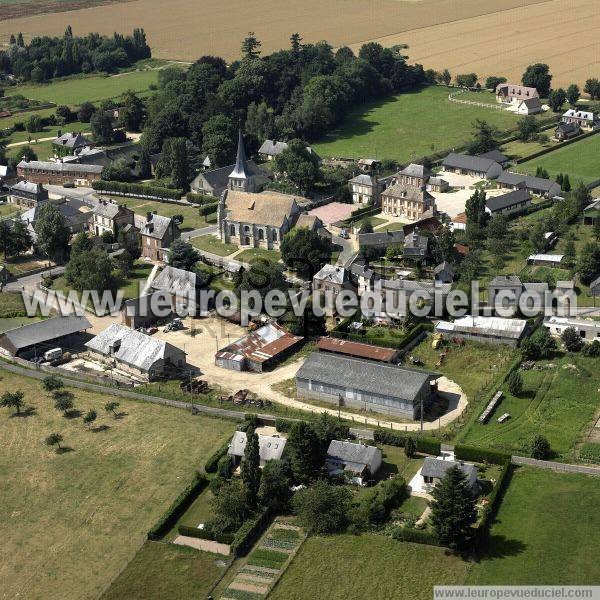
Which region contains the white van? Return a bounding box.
[43,348,63,362]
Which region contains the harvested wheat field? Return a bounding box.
[354,0,600,88]
[0,0,576,71]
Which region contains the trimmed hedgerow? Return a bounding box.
[204,440,231,473]
[230,508,272,557]
[454,445,511,466]
[390,526,441,546]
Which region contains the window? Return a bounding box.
[230,224,236,236]
[272,230,278,242]
[258,229,264,240]
[244,225,250,233]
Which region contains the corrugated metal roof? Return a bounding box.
[316,336,396,362]
[435,316,526,339]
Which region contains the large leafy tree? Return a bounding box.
[467,119,499,155]
[521,63,552,97]
[285,420,324,483]
[1,390,25,415]
[35,202,70,262]
[201,114,237,167]
[64,248,114,293]
[234,258,288,301]
[429,466,477,550]
[577,242,600,285]
[272,139,321,193]
[280,227,332,279]
[168,239,200,271]
[118,89,145,132]
[292,481,352,534]
[258,460,292,511]
[90,110,114,144]
[465,189,487,228]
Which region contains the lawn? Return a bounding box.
[100,541,226,600]
[270,534,470,600]
[378,444,424,481]
[236,247,281,264]
[5,70,160,105]
[0,369,234,600]
[0,291,28,317]
[191,234,237,257]
[312,86,520,162]
[501,137,555,160]
[518,133,600,185]
[0,202,25,219]
[460,354,600,460]
[467,466,600,584]
[164,487,215,542]
[109,197,204,232]
[409,338,514,409]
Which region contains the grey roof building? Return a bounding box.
[434,261,454,283]
[485,189,532,216]
[442,153,502,179]
[435,316,527,346]
[53,132,93,151]
[296,352,438,419]
[227,430,287,466]
[8,181,49,207]
[403,230,429,259]
[421,457,478,490]
[497,171,562,198]
[326,440,382,483]
[589,276,600,296]
[0,315,91,357]
[150,266,199,315]
[358,229,405,250]
[478,149,510,167]
[85,323,186,380]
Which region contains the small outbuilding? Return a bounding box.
[421,457,478,492]
[326,440,382,485]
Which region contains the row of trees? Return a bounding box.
[0,26,150,82]
[140,33,429,166]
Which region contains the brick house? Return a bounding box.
[136,212,180,262]
[17,159,103,187]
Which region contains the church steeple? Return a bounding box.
[228,129,255,192]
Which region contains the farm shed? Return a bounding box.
[435,316,527,347]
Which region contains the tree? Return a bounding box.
[168,239,200,271]
[529,220,546,252]
[521,327,556,360]
[467,119,499,154]
[455,73,477,88]
[55,105,73,124]
[577,242,600,285]
[547,88,566,112]
[42,375,63,392]
[65,248,114,293]
[118,90,145,132]
[563,238,576,269]
[241,430,261,507]
[35,202,70,262]
[522,63,552,97]
[7,219,32,258]
[281,299,327,338]
[90,111,114,144]
[201,114,237,167]
[138,146,152,179]
[465,189,487,227]
[25,114,43,133]
[440,69,451,86]
[584,78,600,101]
[517,115,540,141]
[105,401,120,417]
[485,76,506,90]
[286,420,324,483]
[561,326,583,352]
[116,248,134,278]
[209,479,250,534]
[566,84,580,107]
[429,465,477,550]
[562,174,571,192]
[45,432,64,452]
[1,390,25,415]
[529,435,551,459]
[83,409,97,428]
[507,370,523,396]
[258,459,292,510]
[77,101,96,123]
[241,32,261,60]
[486,214,508,240]
[292,481,352,534]
[280,227,333,279]
[404,437,416,458]
[235,258,288,301]
[273,139,321,193]
[54,394,74,414]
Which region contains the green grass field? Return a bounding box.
[312,86,520,162]
[191,234,238,256]
[235,247,281,264]
[100,541,226,600]
[270,534,470,600]
[467,466,600,584]
[518,133,600,185]
[460,354,600,460]
[5,70,160,106]
[0,369,233,600]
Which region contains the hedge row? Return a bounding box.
[342,205,380,225]
[231,508,272,557]
[205,440,231,473]
[199,202,219,217]
[147,472,208,540]
[275,418,294,433]
[390,526,441,546]
[454,445,511,465]
[177,525,234,544]
[186,191,219,205]
[373,428,441,455]
[505,198,553,222]
[515,127,600,165]
[92,180,184,200]
[473,461,512,548]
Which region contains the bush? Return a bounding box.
[186,191,218,205]
[373,428,406,447]
[177,525,234,544]
[582,340,600,357]
[415,437,441,456]
[147,473,208,540]
[404,437,416,458]
[561,326,583,352]
[529,435,551,460]
[506,370,523,396]
[454,445,511,465]
[275,417,295,433]
[217,454,234,479]
[230,508,272,557]
[205,440,231,473]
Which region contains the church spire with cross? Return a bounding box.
[228,129,256,192]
